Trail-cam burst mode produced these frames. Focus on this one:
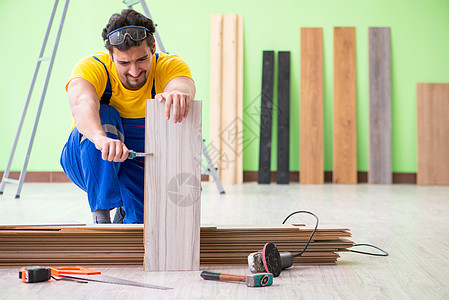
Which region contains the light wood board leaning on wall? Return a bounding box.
[144,100,202,271]
[209,14,244,184]
[300,27,324,184]
[417,83,449,185]
[333,27,357,184]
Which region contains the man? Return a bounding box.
[60,9,195,224]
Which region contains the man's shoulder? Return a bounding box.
[69,51,111,92]
[155,52,189,73]
[157,52,183,62]
[76,51,111,69]
[90,51,110,62]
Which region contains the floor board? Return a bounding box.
[0,182,448,299]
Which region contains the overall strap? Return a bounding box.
[151,52,159,99]
[92,56,112,105]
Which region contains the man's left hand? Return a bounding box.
[155,91,191,123]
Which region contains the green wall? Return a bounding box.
[1,0,448,173]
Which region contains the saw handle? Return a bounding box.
[50,266,101,276]
[200,271,245,283]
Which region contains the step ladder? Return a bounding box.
[0,0,70,198]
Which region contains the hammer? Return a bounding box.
[200,271,273,287]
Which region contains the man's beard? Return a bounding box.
[125,72,148,89]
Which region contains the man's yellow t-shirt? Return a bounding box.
[66,51,193,123]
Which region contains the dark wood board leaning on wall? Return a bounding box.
[417,83,449,185]
[277,51,291,184]
[369,27,392,184]
[258,51,275,184]
[333,27,357,184]
[300,28,324,184]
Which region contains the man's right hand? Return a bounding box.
[93,134,129,162]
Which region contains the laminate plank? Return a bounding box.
[208,14,244,184]
[258,51,275,184]
[369,27,392,184]
[236,14,244,184]
[417,83,449,185]
[209,14,223,181]
[277,51,291,184]
[333,27,357,184]
[221,14,238,185]
[144,100,202,271]
[300,28,324,184]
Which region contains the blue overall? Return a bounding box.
[60,54,159,224]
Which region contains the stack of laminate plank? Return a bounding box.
[0,224,144,266]
[200,225,353,265]
[0,223,353,266]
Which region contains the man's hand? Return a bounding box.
[155,76,195,123]
[155,91,191,123]
[93,134,129,162]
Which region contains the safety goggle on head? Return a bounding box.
[106,26,152,46]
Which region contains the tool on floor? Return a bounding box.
[200,271,273,287]
[19,266,51,283]
[247,211,320,277]
[128,150,153,159]
[19,266,88,284]
[49,266,173,290]
[247,242,293,278]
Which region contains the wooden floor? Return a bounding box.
[0,182,448,299]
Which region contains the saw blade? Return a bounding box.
[59,274,172,290]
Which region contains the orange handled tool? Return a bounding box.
[49,266,101,276]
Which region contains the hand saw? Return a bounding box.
[50,266,172,290]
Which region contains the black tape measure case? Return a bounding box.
[19,266,51,283]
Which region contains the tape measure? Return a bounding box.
[19,266,51,283]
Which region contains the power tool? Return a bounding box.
[247,211,319,277]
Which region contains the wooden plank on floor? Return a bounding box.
[300,27,324,184]
[333,27,357,184]
[258,51,275,184]
[144,100,202,271]
[417,83,449,185]
[369,27,392,184]
[209,14,223,181]
[277,51,291,184]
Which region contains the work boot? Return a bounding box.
[113,206,125,224]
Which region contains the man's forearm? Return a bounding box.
[68,78,107,147]
[71,97,106,146]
